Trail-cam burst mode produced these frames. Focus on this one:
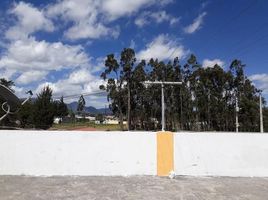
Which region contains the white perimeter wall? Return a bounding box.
[174,133,268,177]
[0,131,156,176]
[1,131,268,177]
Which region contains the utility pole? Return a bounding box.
[127,83,131,131]
[259,92,264,133]
[144,81,182,131]
[235,96,239,133]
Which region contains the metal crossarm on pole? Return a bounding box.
[143,81,182,131]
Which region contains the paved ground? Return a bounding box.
[1,176,268,200]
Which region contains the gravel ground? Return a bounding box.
[1,176,268,200]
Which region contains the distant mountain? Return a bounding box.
[84,106,98,113]
[67,102,112,115]
[67,102,78,111]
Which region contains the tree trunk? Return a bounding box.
[118,100,124,131]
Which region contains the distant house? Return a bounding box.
[53,117,62,124]
[74,115,95,121]
[103,118,127,125]
[103,119,119,125]
[86,116,96,121]
[95,120,101,124]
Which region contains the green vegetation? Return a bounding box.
[100,48,267,132]
[33,86,55,129]
[0,82,68,130]
[77,95,85,114]
[51,121,126,131]
[1,47,268,132]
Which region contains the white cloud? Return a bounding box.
[46,0,119,40]
[34,69,107,107]
[16,70,48,85]
[184,12,207,34]
[3,0,175,42]
[202,59,224,68]
[249,74,268,94]
[35,68,105,97]
[0,37,89,72]
[102,0,155,20]
[64,23,120,40]
[150,11,179,24]
[0,68,17,80]
[0,37,90,85]
[130,39,136,49]
[91,57,106,73]
[135,11,180,27]
[46,0,173,40]
[135,16,148,27]
[68,68,95,84]
[102,0,174,20]
[6,2,54,40]
[170,17,180,25]
[136,34,189,61]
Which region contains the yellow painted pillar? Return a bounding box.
[157,131,174,176]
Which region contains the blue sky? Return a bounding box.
[0,0,267,108]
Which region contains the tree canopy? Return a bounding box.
[100,49,266,132]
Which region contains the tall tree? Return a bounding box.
[120,48,136,130]
[100,49,137,130]
[33,86,55,129]
[55,96,68,118]
[100,48,263,132]
[77,95,85,114]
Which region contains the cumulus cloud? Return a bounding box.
[249,74,268,94]
[4,0,175,41]
[34,69,107,107]
[136,34,189,61]
[202,59,224,68]
[0,0,175,107]
[35,68,105,96]
[65,23,120,40]
[16,70,48,85]
[46,0,120,40]
[135,10,180,27]
[46,0,174,40]
[0,68,17,80]
[0,38,89,71]
[6,2,54,40]
[0,37,90,85]
[102,0,155,20]
[184,12,207,34]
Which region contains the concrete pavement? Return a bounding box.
[1,176,268,200]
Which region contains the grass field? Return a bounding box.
[51,121,127,131]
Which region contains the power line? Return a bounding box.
[201,0,258,52]
[232,33,268,58]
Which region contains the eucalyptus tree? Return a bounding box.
[100,49,137,130]
[100,48,263,132]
